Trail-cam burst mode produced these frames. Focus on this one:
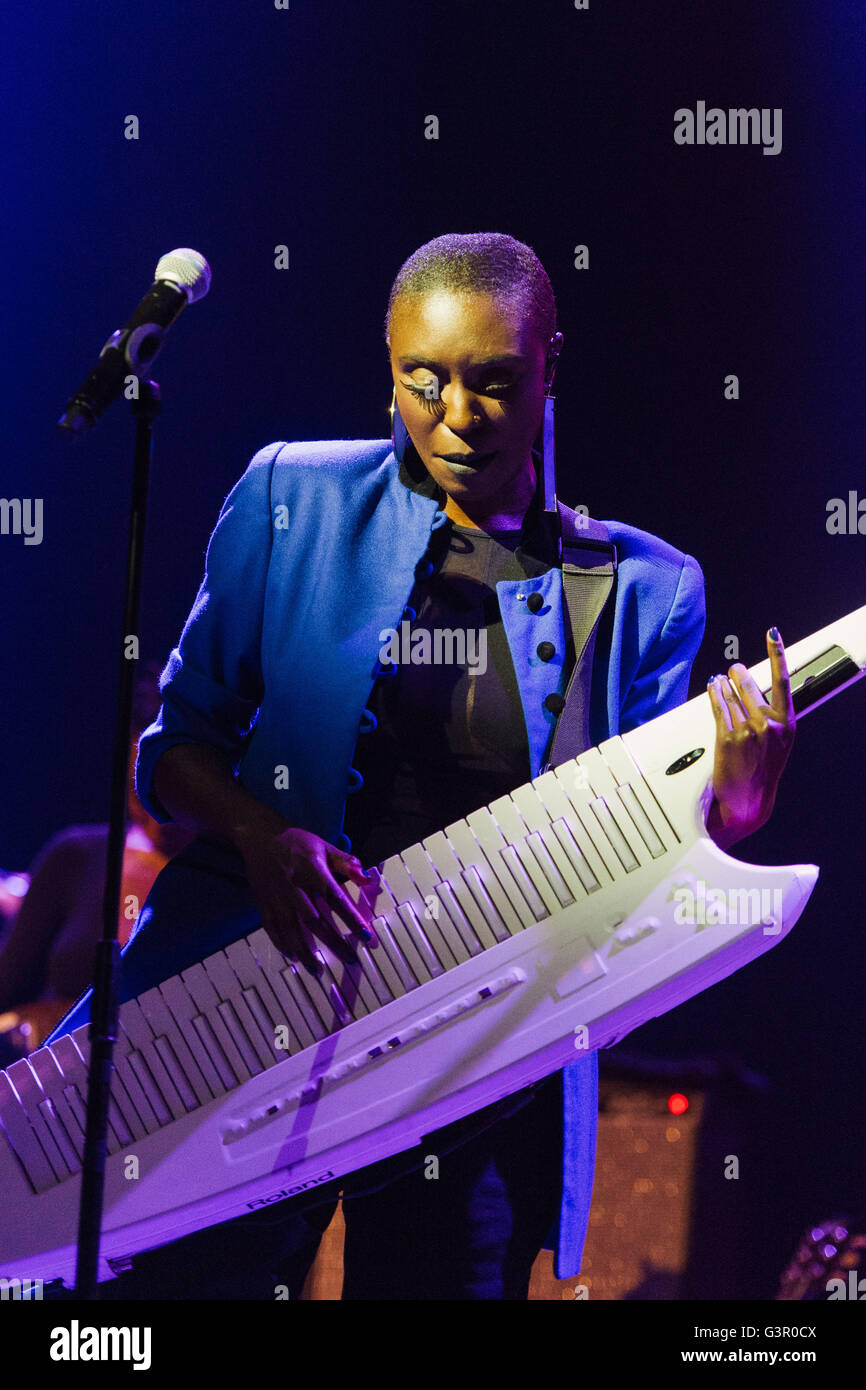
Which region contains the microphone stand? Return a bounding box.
[73,378,161,1298]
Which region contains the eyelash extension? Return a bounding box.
[402,381,514,411]
[402,382,446,413]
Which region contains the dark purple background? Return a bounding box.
[2,1,863,1296]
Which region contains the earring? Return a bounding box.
[539,391,557,514]
[389,385,410,463]
[539,332,562,515]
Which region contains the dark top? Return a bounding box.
[344,517,558,869]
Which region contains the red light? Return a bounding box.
[668,1093,689,1115]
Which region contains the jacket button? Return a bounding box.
[359,707,378,733]
[431,509,448,530]
[402,604,417,622]
[335,832,352,852]
[544,692,565,715]
[537,641,555,662]
[415,559,434,580]
[527,592,543,612]
[347,768,364,793]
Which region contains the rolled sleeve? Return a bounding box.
[619,553,706,733]
[135,441,283,822]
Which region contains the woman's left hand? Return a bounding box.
[706,628,796,849]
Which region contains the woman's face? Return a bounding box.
[387,289,555,516]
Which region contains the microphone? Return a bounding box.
[57,248,212,435]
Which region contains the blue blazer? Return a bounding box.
[48,438,706,1280]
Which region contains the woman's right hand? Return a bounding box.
[234,823,377,976]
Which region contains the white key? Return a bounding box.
[512,838,562,914]
[245,930,319,1048]
[5,1059,73,1179]
[127,1053,173,1125]
[182,963,253,1082]
[28,1047,88,1159]
[280,966,330,1041]
[240,987,288,1061]
[159,975,230,1096]
[383,854,459,970]
[464,807,536,928]
[110,1018,175,1133]
[226,939,304,1051]
[397,902,445,977]
[589,798,640,872]
[460,867,512,946]
[500,846,548,919]
[399,842,472,964]
[191,1015,238,1090]
[153,1037,199,1109]
[37,1096,83,1170]
[378,859,436,983]
[423,831,510,945]
[430,881,486,955]
[551,767,618,879]
[531,821,592,902]
[348,870,421,989]
[217,1001,266,1074]
[61,1084,90,1141]
[315,940,380,1020]
[437,822,521,942]
[563,750,654,868]
[358,924,408,999]
[138,985,215,1106]
[510,783,552,834]
[370,915,419,992]
[525,831,574,908]
[353,942,394,1006]
[0,1070,57,1192]
[299,897,380,1020]
[364,876,428,986]
[313,963,354,1028]
[616,784,667,858]
[485,794,529,847]
[199,951,272,1067]
[534,772,612,885]
[293,956,345,1033]
[50,1030,149,1141]
[119,999,189,1121]
[551,819,601,893]
[61,1027,130,1145]
[597,738,678,847]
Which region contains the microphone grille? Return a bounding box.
[154,248,212,303]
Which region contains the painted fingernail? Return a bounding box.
[355,926,373,942]
[769,626,781,643]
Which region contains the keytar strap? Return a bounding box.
[543,503,617,771]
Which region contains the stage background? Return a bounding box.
[2,0,863,1299]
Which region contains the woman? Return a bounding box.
[45,232,795,1300]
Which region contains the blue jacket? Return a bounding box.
[50,438,706,1280]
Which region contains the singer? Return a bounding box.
[46,231,795,1300]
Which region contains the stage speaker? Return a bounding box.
[531,1050,765,1300]
[301,1051,765,1300]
